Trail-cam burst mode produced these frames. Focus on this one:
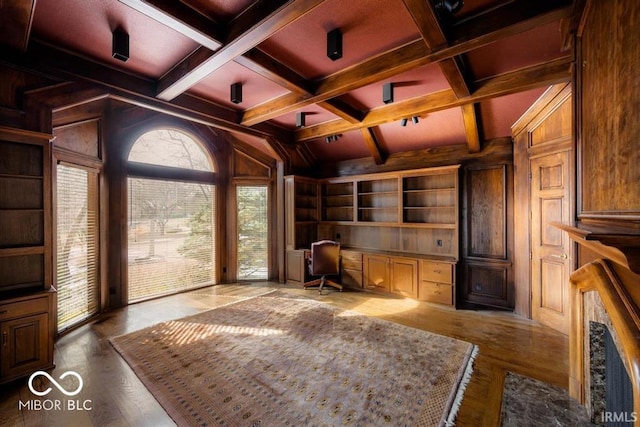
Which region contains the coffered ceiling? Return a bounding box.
[0,0,579,167]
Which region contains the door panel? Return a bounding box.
[531,151,571,334]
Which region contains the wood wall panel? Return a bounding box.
[579,0,640,217]
[460,162,513,310]
[53,119,100,158]
[462,262,511,308]
[467,166,507,259]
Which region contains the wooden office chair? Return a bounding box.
[303,240,342,294]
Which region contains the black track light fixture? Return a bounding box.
[112,28,129,62]
[400,118,408,127]
[296,112,306,128]
[412,116,419,124]
[327,28,342,61]
[383,83,394,104]
[434,0,464,17]
[230,82,242,104]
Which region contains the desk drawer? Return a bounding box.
[418,282,453,305]
[342,259,362,271]
[0,296,49,321]
[420,261,453,284]
[341,250,362,263]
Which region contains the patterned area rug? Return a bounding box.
[111,290,477,426]
[500,372,594,426]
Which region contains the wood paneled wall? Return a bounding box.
[459,163,514,309]
[578,0,640,221]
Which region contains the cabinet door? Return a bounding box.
[286,250,306,285]
[390,258,418,298]
[1,313,49,381]
[363,255,389,292]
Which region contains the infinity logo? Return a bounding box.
[28,371,84,397]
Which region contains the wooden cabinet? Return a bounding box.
[389,257,418,298]
[363,255,390,292]
[0,290,56,383]
[364,254,419,298]
[0,127,56,383]
[419,260,455,305]
[340,250,362,288]
[285,249,306,285]
[357,178,399,223]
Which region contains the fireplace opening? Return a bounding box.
[590,321,635,425]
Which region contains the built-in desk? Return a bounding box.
[286,247,457,306]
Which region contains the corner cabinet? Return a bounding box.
[0,127,56,383]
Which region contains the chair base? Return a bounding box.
[303,276,343,294]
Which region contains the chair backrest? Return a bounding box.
[310,240,340,276]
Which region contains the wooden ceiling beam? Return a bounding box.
[12,41,291,141]
[119,0,361,125]
[402,0,470,97]
[295,56,572,142]
[242,0,573,126]
[156,0,325,100]
[117,0,224,50]
[461,103,481,153]
[360,128,386,165]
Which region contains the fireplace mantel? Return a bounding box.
[553,221,640,274]
[557,221,640,420]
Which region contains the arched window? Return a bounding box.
[126,128,217,302]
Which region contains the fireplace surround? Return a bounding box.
[553,221,640,423]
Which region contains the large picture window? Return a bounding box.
[127,129,216,303]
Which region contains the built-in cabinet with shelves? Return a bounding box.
[0,127,56,383]
[285,165,460,306]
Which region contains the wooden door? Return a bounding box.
[530,151,571,334]
[363,255,389,292]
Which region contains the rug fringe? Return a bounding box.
[445,345,479,427]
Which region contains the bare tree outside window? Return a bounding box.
[127,129,216,302]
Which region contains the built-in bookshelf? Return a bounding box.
[402,173,457,226]
[321,181,353,222]
[0,127,52,294]
[316,165,460,259]
[284,175,318,250]
[357,178,399,223]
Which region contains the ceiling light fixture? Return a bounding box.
[230,82,242,104]
[325,134,340,143]
[327,28,342,61]
[434,0,464,16]
[296,112,306,128]
[112,28,129,62]
[383,83,394,104]
[400,118,408,127]
[412,116,419,124]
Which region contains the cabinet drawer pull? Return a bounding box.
[433,270,441,274]
[0,310,7,315]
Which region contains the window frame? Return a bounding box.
[124,127,219,302]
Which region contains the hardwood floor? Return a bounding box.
[0,283,568,426]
